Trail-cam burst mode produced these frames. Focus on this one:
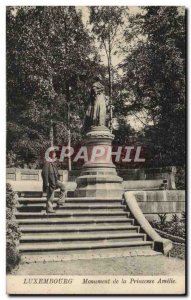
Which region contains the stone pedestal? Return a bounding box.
[75,126,123,199]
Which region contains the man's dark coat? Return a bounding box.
[41,161,60,192]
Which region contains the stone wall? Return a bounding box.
[132,190,185,221]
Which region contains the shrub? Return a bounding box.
[6,183,16,211]
[6,183,21,273]
[151,213,185,239]
[181,211,186,222]
[171,214,179,223]
[175,166,185,190]
[158,213,167,225]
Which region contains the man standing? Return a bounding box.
[42,150,66,213]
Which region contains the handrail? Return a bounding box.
[124,191,172,255]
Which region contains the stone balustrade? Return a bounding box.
[6,168,68,182]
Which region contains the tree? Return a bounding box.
[119,6,185,167]
[7,6,104,168]
[89,7,128,128]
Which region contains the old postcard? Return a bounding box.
[6,5,186,295]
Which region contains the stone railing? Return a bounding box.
[6,166,177,191]
[118,166,176,190]
[124,192,173,254]
[6,168,68,182]
[6,168,76,194]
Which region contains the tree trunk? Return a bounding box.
[66,83,72,171]
[108,31,113,132]
[50,104,54,147]
[68,128,71,171]
[63,16,72,171]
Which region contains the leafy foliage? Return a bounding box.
[170,243,185,260]
[119,7,185,167]
[7,6,186,172]
[151,212,185,239]
[7,6,105,167]
[6,183,21,273]
[175,166,185,190]
[158,213,167,226]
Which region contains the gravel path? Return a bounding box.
[13,255,185,276]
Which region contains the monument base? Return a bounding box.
[76,166,123,199]
[75,126,123,199]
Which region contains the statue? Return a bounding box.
[85,76,106,130]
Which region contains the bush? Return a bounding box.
[6,183,21,273]
[151,213,185,239]
[6,244,20,273]
[176,166,185,190]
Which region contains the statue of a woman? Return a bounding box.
[85,76,106,130]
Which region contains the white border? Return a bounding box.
[0,1,190,299]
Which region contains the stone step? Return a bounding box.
[16,217,134,225]
[20,232,146,243]
[17,203,126,210]
[15,210,129,219]
[18,197,123,204]
[20,238,145,245]
[20,224,140,234]
[18,240,153,252]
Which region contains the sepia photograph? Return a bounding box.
[6,5,186,295]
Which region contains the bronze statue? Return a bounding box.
[85,76,106,130]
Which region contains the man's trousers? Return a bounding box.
[47,180,66,211]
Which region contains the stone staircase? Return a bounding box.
[15,193,156,261]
